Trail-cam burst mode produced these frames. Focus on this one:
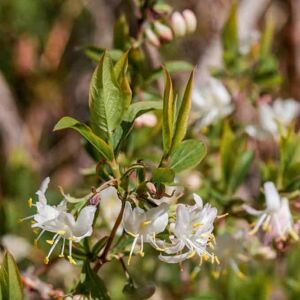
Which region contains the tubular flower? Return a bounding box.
[122,201,169,264]
[243,182,298,241]
[158,194,218,264]
[37,205,97,265]
[192,77,233,129]
[246,99,300,139]
[20,177,67,229]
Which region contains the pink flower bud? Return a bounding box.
[154,22,173,42]
[182,9,197,34]
[89,193,100,206]
[144,27,161,47]
[171,12,186,37]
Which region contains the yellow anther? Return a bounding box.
[289,229,299,241]
[237,271,246,280]
[203,254,209,261]
[68,237,76,241]
[156,247,165,252]
[33,229,39,234]
[187,251,196,259]
[199,256,203,266]
[44,257,49,264]
[139,251,145,257]
[17,219,22,224]
[31,220,37,224]
[192,223,202,228]
[208,242,215,249]
[67,256,77,265]
[127,255,132,266]
[58,254,64,258]
[215,256,220,265]
[46,240,54,245]
[143,220,152,226]
[57,230,66,235]
[212,270,220,279]
[248,226,258,236]
[211,255,215,264]
[28,198,33,208]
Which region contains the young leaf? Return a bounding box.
[162,68,174,154]
[54,116,114,161]
[114,50,132,110]
[89,51,124,142]
[170,139,206,173]
[228,150,255,194]
[220,122,235,186]
[122,101,163,123]
[73,261,110,300]
[152,167,175,184]
[0,251,23,300]
[113,14,130,50]
[171,71,194,151]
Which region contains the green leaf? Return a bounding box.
[114,50,132,110]
[222,1,239,67]
[73,261,110,300]
[171,71,194,151]
[0,251,23,300]
[89,51,124,141]
[147,61,194,83]
[122,101,163,123]
[162,68,174,154]
[113,14,130,50]
[54,116,114,161]
[220,122,235,185]
[84,46,123,62]
[152,167,175,184]
[228,151,255,193]
[123,280,155,300]
[170,139,206,173]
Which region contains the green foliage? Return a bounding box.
[171,71,194,151]
[152,167,175,184]
[73,261,110,299]
[170,139,206,173]
[162,68,174,154]
[54,116,114,161]
[220,123,254,194]
[89,51,126,142]
[0,251,23,300]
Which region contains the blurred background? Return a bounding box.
[1,0,300,299]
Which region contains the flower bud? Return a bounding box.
[89,193,100,206]
[171,12,186,37]
[182,9,197,34]
[146,182,157,195]
[153,22,173,42]
[144,27,161,47]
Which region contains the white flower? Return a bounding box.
[243,181,298,241]
[20,177,67,228]
[99,186,122,233]
[192,77,233,128]
[122,201,169,264]
[37,205,97,265]
[22,177,96,264]
[158,194,218,264]
[246,99,300,139]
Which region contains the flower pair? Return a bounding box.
[122,194,218,264]
[23,178,96,264]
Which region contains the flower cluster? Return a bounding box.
[122,194,219,265]
[22,178,96,265]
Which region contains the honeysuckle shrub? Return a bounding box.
[1,1,300,300]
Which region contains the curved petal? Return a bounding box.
[264,182,281,212]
